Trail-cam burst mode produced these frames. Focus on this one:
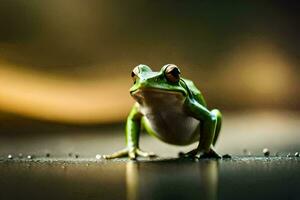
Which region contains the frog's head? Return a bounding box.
[129,64,188,102]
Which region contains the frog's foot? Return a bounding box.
[131,148,157,160]
[102,148,129,159]
[178,148,199,158]
[199,148,221,159]
[102,148,157,160]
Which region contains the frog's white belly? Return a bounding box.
[133,89,200,145]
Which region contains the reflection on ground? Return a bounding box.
[126,159,218,200]
[0,157,299,200]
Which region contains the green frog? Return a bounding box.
[103,64,222,160]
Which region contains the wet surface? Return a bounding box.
[0,157,299,200]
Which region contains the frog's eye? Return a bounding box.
[164,64,181,83]
[131,66,139,83]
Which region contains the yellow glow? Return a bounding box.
[0,61,134,123]
[218,39,294,105]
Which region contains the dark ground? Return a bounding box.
[0,156,299,200]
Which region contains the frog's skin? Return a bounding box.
[103,64,222,160]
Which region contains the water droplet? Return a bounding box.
[263,148,270,157]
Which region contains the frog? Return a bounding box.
[103,64,222,160]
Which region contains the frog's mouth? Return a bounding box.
[130,88,186,105]
[130,88,186,97]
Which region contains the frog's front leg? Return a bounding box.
[183,100,222,159]
[102,104,156,160]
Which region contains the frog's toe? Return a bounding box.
[101,155,114,159]
[102,148,129,159]
[179,149,199,158]
[129,150,137,160]
[136,149,157,158]
[102,148,157,160]
[199,150,221,159]
[178,149,199,159]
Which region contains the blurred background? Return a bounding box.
[0,1,299,157]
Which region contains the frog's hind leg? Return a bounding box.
[197,109,222,159]
[212,109,222,146]
[180,101,222,159]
